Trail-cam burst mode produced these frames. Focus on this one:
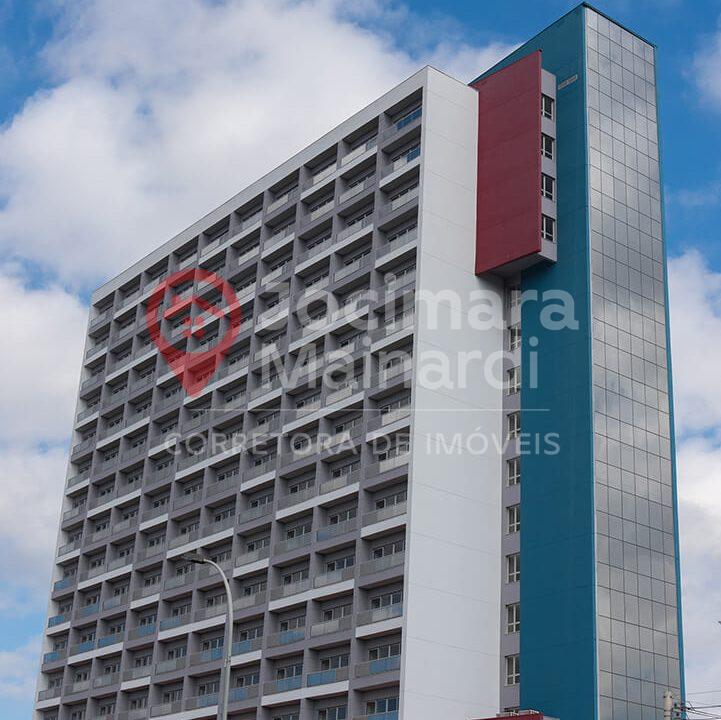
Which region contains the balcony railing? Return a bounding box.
[316,516,357,542]
[339,175,376,204]
[263,675,302,695]
[269,577,311,600]
[42,649,67,664]
[237,502,273,525]
[228,684,260,703]
[355,655,401,677]
[341,137,377,166]
[37,687,62,701]
[309,199,334,222]
[310,615,352,637]
[359,552,405,576]
[334,253,372,281]
[154,656,187,675]
[47,612,69,627]
[314,565,354,588]
[310,162,337,186]
[385,145,420,175]
[273,533,311,555]
[277,483,316,509]
[368,451,410,477]
[307,666,350,686]
[127,622,156,641]
[236,243,260,267]
[267,187,298,213]
[233,591,266,612]
[362,501,407,527]
[337,215,372,242]
[356,602,403,626]
[244,455,278,480]
[235,546,270,568]
[43,650,68,665]
[265,628,306,647]
[387,186,419,213]
[68,639,96,655]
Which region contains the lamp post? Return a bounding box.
[182,551,233,720]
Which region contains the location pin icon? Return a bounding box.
[145,267,242,397]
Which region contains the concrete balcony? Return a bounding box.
[362,501,407,528]
[265,627,306,648]
[127,623,156,641]
[235,546,270,568]
[37,687,62,701]
[359,552,405,577]
[277,483,316,510]
[237,503,273,526]
[233,591,266,612]
[356,602,403,626]
[273,533,312,556]
[314,565,354,588]
[270,577,311,601]
[363,453,410,480]
[337,216,373,244]
[318,470,361,497]
[154,656,187,675]
[310,615,353,638]
[267,187,298,214]
[383,106,421,138]
[316,517,358,544]
[339,175,376,204]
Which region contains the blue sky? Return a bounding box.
[1,1,720,719]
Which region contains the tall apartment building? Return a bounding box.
[35,5,684,720]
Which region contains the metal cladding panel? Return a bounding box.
[474,7,598,720]
[472,50,542,274]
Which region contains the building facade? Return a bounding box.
[35,5,683,720]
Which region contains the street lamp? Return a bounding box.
[181,551,233,720]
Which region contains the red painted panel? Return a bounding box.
[472,51,542,274]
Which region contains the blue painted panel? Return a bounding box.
[477,6,598,719]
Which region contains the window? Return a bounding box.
[369,641,401,660]
[541,94,554,120]
[320,652,349,670]
[506,367,521,395]
[507,553,521,583]
[508,457,521,486]
[506,654,521,685]
[322,603,352,622]
[508,324,521,351]
[541,173,555,200]
[366,697,399,715]
[508,412,520,439]
[506,603,521,634]
[506,285,521,309]
[318,706,347,720]
[371,590,402,609]
[507,505,521,534]
[541,214,555,242]
[541,133,554,159]
[326,554,355,572]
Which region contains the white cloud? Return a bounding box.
[676,439,721,694]
[0,268,86,443]
[694,18,721,111]
[0,446,67,611]
[669,251,721,694]
[0,636,42,701]
[673,181,721,209]
[0,0,514,287]
[668,250,721,435]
